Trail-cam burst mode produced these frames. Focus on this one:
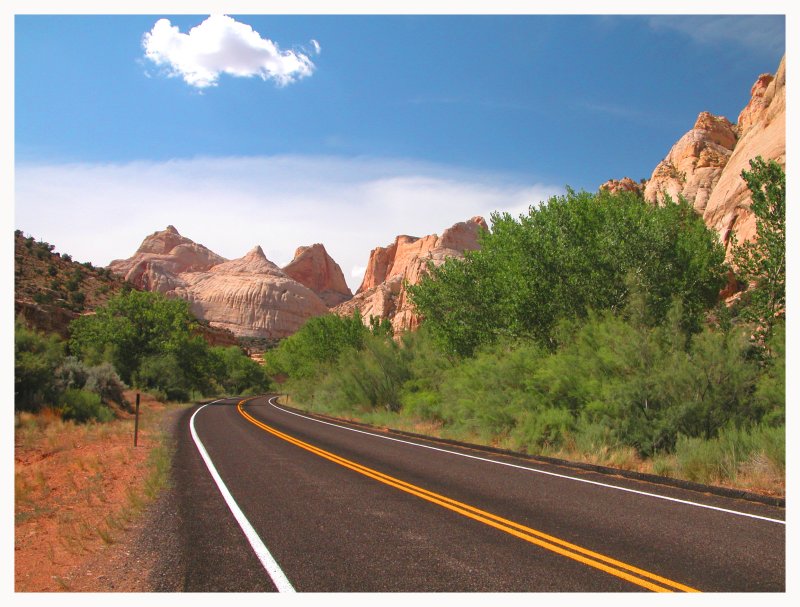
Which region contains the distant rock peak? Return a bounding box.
[337,216,487,333]
[107,227,341,338]
[283,242,352,307]
[245,245,267,260]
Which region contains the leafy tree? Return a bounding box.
[69,291,199,384]
[209,346,272,395]
[265,310,370,380]
[730,157,785,341]
[409,188,727,356]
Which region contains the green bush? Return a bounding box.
[674,424,785,484]
[265,310,370,381]
[512,408,575,452]
[137,354,191,402]
[60,389,113,423]
[209,346,271,396]
[15,319,65,412]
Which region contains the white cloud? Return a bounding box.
[647,15,785,56]
[14,155,561,293]
[142,15,315,88]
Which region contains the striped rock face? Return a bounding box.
[702,56,785,254]
[108,227,330,339]
[640,55,785,255]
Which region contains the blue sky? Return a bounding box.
[10,8,789,291]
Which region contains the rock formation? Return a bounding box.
[171,245,329,339]
[334,216,488,333]
[703,56,785,252]
[282,243,352,307]
[599,177,645,197]
[643,112,738,214]
[108,227,331,339]
[627,54,784,252]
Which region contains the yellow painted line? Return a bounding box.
[237,398,700,593]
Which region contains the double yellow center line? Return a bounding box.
[237,398,699,593]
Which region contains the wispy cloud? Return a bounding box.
[15,156,560,291]
[579,101,652,122]
[142,15,316,88]
[647,15,785,56]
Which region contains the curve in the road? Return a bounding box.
[237,396,699,593]
[266,397,785,525]
[190,402,295,592]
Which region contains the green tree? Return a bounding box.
[730,157,785,341]
[265,310,370,380]
[69,290,200,384]
[409,188,727,356]
[209,346,272,395]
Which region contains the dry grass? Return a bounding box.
[14,390,178,592]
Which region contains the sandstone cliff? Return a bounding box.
[108,225,226,292]
[282,243,352,307]
[641,55,785,251]
[599,177,645,197]
[643,112,738,214]
[703,56,785,251]
[334,216,488,333]
[108,227,330,339]
[172,245,329,339]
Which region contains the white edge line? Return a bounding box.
[190,401,296,593]
[266,397,785,525]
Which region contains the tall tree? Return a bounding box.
[730,157,785,341]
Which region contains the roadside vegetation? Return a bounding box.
[16,290,272,421]
[15,285,272,589]
[266,158,785,496]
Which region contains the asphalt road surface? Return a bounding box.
[165,394,785,592]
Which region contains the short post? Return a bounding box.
[134,393,140,447]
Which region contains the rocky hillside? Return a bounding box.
[14,229,240,348]
[108,226,350,339]
[14,230,128,337]
[642,55,785,253]
[333,217,488,334]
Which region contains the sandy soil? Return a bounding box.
[14,391,174,592]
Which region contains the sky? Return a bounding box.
[8,5,790,294]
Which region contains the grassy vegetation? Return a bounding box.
[267,159,785,497]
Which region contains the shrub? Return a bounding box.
[85,362,128,408]
[209,346,271,396]
[512,408,575,452]
[15,319,65,412]
[60,389,114,423]
[674,424,785,485]
[54,356,90,392]
[137,354,191,402]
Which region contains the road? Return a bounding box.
[164,394,785,592]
